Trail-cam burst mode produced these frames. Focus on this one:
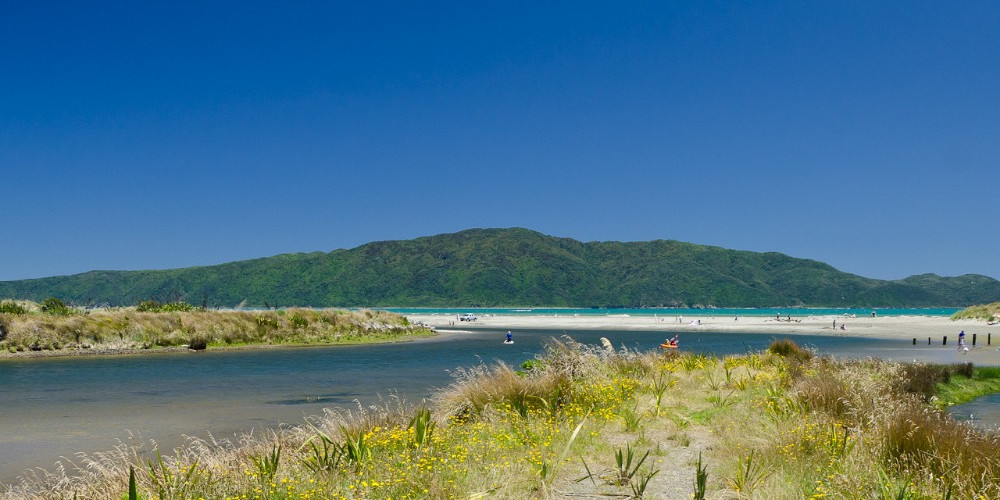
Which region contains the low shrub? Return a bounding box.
[255,314,279,330]
[40,297,72,316]
[0,301,26,315]
[768,339,813,362]
[289,314,309,329]
[136,300,199,313]
[900,363,950,400]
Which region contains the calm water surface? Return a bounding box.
[0,328,990,483]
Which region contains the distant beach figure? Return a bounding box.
[840,324,846,331]
[833,319,837,329]
[958,330,966,350]
[734,315,739,322]
[661,335,679,348]
[505,330,513,344]
[871,311,877,318]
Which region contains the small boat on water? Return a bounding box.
[660,343,678,349]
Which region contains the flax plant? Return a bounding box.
[5,338,1000,499]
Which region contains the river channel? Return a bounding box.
[0,327,994,484]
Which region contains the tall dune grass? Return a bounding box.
[952,301,1000,321]
[4,338,1000,498]
[0,303,428,354]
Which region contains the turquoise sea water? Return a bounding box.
[380,307,961,317]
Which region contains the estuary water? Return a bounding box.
[0,326,988,484]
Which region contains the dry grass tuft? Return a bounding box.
[5,335,1000,499]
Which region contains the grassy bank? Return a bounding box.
[0,300,432,355]
[4,338,1000,499]
[935,365,1000,407]
[951,301,1000,322]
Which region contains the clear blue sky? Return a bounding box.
[2,2,998,282]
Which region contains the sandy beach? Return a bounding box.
[408,312,1000,364]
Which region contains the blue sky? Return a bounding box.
[2,2,998,281]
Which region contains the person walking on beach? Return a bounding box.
[958,330,966,350]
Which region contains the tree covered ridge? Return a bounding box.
[0,228,997,308]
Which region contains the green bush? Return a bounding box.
[767,339,813,362]
[0,301,27,315]
[41,297,72,316]
[289,314,309,329]
[255,314,279,330]
[137,300,199,313]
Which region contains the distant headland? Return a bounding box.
[0,228,997,308]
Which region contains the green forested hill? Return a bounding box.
[1,228,997,307]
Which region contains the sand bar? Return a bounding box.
[408,312,1000,364]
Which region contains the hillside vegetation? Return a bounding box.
[5,339,1000,499]
[0,228,997,308]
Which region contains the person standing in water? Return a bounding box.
[506,331,513,343]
